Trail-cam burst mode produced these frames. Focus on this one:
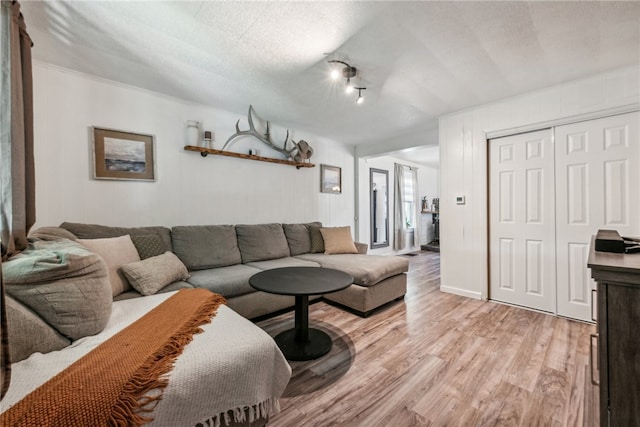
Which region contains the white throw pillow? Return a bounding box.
[78,235,140,297]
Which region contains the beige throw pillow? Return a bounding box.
[121,252,190,296]
[78,235,140,297]
[320,226,358,255]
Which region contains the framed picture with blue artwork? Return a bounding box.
[92,127,156,181]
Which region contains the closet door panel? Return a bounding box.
[489,130,555,312]
[555,112,640,321]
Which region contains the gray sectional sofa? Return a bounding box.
[56,221,409,319]
[2,221,408,426]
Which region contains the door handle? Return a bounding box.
[591,289,597,322]
[590,333,600,386]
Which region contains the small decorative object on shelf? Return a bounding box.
[421,196,428,212]
[203,131,213,149]
[186,121,200,147]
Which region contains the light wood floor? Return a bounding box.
[256,251,599,427]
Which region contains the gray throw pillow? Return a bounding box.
[309,225,325,253]
[131,234,166,260]
[121,252,190,296]
[283,222,321,256]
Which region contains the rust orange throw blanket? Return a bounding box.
[1,288,226,427]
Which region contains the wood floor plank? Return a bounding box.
[257,252,599,426]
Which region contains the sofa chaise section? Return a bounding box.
[296,253,408,315]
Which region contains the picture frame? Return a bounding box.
[92,127,156,181]
[320,164,341,194]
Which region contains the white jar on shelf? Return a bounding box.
[186,121,200,146]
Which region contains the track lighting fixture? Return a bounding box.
[345,79,354,94]
[328,59,367,104]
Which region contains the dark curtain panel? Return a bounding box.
[1,0,34,258]
[1,0,34,400]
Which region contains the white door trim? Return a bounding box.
[485,104,640,140]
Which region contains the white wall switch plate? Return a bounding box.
[456,195,465,205]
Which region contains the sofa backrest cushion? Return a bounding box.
[283,222,322,256]
[60,222,173,252]
[29,226,78,241]
[171,225,242,270]
[3,239,112,341]
[236,223,290,263]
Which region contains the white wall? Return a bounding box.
[357,156,439,255]
[439,66,640,300]
[32,63,355,229]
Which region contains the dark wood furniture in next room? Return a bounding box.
[588,239,640,427]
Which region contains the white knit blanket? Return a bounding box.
[1,292,292,426]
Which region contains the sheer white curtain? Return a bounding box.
[393,164,419,250]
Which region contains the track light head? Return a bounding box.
[328,59,367,105]
[355,87,366,104]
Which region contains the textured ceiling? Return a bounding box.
[20,1,640,150]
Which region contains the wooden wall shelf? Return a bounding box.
[184,145,315,169]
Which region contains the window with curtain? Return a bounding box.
[393,163,419,250]
[403,177,415,228]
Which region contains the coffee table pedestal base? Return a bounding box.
[274,328,332,361]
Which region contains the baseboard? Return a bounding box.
[439,286,482,300]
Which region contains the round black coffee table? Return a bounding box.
[249,267,353,361]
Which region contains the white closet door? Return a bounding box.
[555,112,640,321]
[489,129,556,312]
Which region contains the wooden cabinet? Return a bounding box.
[588,241,640,427]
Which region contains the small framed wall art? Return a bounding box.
[320,164,341,194]
[92,127,156,181]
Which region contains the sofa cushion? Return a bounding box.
[28,226,78,241]
[60,222,173,252]
[121,252,190,296]
[77,235,141,297]
[309,224,325,253]
[295,253,409,286]
[283,222,321,256]
[130,234,166,260]
[3,239,112,341]
[236,223,290,263]
[171,225,242,270]
[246,257,320,270]
[6,295,71,363]
[186,264,262,298]
[320,226,358,254]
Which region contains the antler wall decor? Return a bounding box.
[222,106,313,162]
